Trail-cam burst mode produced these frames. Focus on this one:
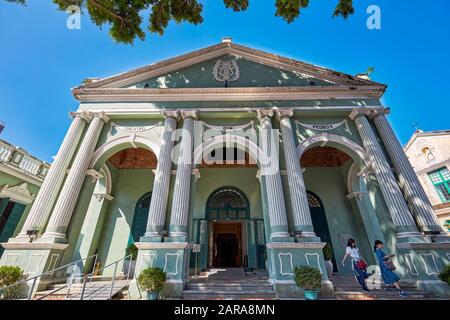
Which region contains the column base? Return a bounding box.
[265,242,333,298]
[129,242,190,299]
[395,231,430,244]
[395,242,450,298]
[140,231,164,243]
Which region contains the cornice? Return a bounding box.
[73,86,384,102]
[75,42,386,92]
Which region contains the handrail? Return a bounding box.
[0,254,98,300]
[72,254,132,300]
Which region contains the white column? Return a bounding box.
[142,111,179,241]
[276,109,317,239]
[168,110,197,241]
[16,113,87,238]
[350,109,423,242]
[258,110,291,241]
[371,109,446,236]
[41,112,109,242]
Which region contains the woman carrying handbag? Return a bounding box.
[342,238,370,292]
[374,240,408,297]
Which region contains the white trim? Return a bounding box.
[305,252,323,274]
[89,135,161,168]
[164,253,179,276]
[46,253,60,273]
[266,242,326,249]
[278,253,294,276]
[1,242,69,250]
[419,253,440,275]
[74,87,380,103]
[137,253,155,274]
[134,242,190,250]
[0,182,35,204]
[77,105,385,116]
[404,254,419,276]
[3,253,19,266]
[297,133,372,169]
[24,253,44,276]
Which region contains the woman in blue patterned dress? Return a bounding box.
[374,240,407,297]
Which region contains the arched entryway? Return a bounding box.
[206,187,249,268]
[300,144,376,274]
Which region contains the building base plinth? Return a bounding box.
[266,242,334,298]
[395,242,450,297]
[128,242,191,299]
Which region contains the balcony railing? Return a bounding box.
[0,139,50,179]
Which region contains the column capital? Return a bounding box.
[257,109,274,121]
[369,107,391,119]
[181,110,198,120]
[349,108,371,120]
[162,110,180,121]
[69,111,92,122]
[275,108,294,120]
[92,112,110,123]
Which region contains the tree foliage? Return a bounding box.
[4,0,355,44]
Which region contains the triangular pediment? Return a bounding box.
[124,54,336,89]
[73,42,386,101]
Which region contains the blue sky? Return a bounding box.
[0,0,449,162]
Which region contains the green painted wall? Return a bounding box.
[303,166,375,274]
[130,55,335,89]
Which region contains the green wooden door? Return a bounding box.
[130,192,152,243]
[0,199,26,256]
[307,192,337,271]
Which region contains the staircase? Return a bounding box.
[35,278,130,300]
[182,268,277,300]
[332,274,432,300]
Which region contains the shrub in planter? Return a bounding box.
[439,264,450,286]
[323,243,333,261]
[294,266,322,300]
[323,243,334,279]
[0,266,27,299]
[126,243,138,260]
[137,267,166,300]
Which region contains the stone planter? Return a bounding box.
[325,260,333,280]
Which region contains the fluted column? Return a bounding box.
[350,109,424,242]
[16,113,87,239]
[41,112,109,243]
[168,110,197,242]
[142,111,179,242]
[371,109,447,237]
[276,109,318,240]
[258,110,291,241]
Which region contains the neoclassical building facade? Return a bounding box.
[404,130,450,231]
[1,40,449,298]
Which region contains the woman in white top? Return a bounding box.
[342,238,370,292]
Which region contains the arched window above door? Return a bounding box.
[206,186,249,220]
[307,192,322,208]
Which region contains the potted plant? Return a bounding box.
[137,267,166,300]
[0,266,27,299]
[439,264,450,286]
[294,266,322,300]
[323,243,333,279]
[124,243,138,278]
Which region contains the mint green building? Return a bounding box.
[1,40,449,298]
[0,139,49,257]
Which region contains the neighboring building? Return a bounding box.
[404,130,450,231]
[0,138,49,256]
[1,40,450,298]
